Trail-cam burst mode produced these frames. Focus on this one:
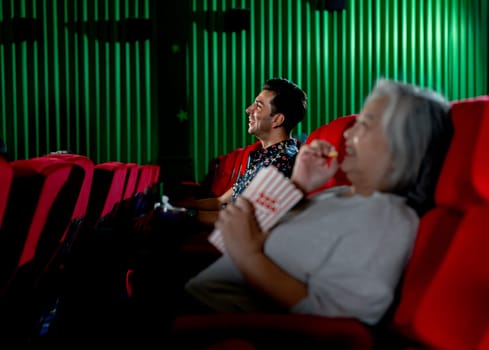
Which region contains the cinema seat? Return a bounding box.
[82,161,128,231]
[176,141,262,200]
[304,114,357,196]
[385,96,489,347]
[405,96,489,350]
[0,156,85,343]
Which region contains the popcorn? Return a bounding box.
[327,149,338,158]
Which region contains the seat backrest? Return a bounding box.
[0,157,13,228]
[148,164,161,188]
[478,327,489,350]
[412,205,489,350]
[196,141,259,198]
[84,161,127,230]
[389,95,489,342]
[408,96,489,350]
[41,153,95,221]
[0,158,82,290]
[237,141,265,177]
[39,153,95,254]
[135,164,155,195]
[122,163,140,200]
[304,115,357,196]
[208,146,247,197]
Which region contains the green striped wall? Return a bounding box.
[0,0,488,185]
[188,0,488,181]
[0,0,157,164]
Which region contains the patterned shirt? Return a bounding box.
[231,138,300,202]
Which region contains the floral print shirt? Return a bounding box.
[231,138,300,202]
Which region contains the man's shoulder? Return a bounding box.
[272,138,300,152]
[282,138,300,157]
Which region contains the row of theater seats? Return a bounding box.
[169,95,489,349]
[0,153,160,344]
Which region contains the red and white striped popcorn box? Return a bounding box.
[208,166,304,253]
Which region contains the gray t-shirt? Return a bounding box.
[185,188,419,325]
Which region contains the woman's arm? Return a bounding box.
[216,197,307,309]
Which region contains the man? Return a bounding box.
[174,77,307,227]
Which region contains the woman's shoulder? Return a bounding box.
[367,192,419,226]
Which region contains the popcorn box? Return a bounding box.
[209,166,303,253]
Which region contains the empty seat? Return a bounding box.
[0,158,84,290]
[135,164,156,195]
[176,141,262,200]
[39,153,95,252]
[0,156,84,343]
[122,163,140,200]
[83,161,128,231]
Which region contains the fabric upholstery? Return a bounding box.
[304,115,357,196]
[392,95,489,342]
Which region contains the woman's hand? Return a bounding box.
[291,139,339,194]
[215,197,268,266]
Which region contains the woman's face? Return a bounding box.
[341,95,393,195]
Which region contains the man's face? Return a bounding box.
[245,89,277,137]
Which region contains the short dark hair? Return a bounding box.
[263,77,307,134]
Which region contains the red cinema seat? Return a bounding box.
[122,163,140,200]
[83,161,128,230]
[0,157,84,342]
[40,153,95,249]
[304,115,357,196]
[148,164,160,189]
[406,96,489,350]
[44,153,94,220]
[388,96,489,348]
[135,165,156,195]
[178,141,262,200]
[0,158,83,290]
[478,327,489,350]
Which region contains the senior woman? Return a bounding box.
[184,79,453,326]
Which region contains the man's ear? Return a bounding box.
[271,113,285,128]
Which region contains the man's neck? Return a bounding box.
[260,134,291,148]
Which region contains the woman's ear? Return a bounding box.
[271,113,285,128]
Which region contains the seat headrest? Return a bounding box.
[305,115,357,195]
[435,95,489,209]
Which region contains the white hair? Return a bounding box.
[365,78,452,195]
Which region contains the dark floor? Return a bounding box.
[1,210,220,349]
